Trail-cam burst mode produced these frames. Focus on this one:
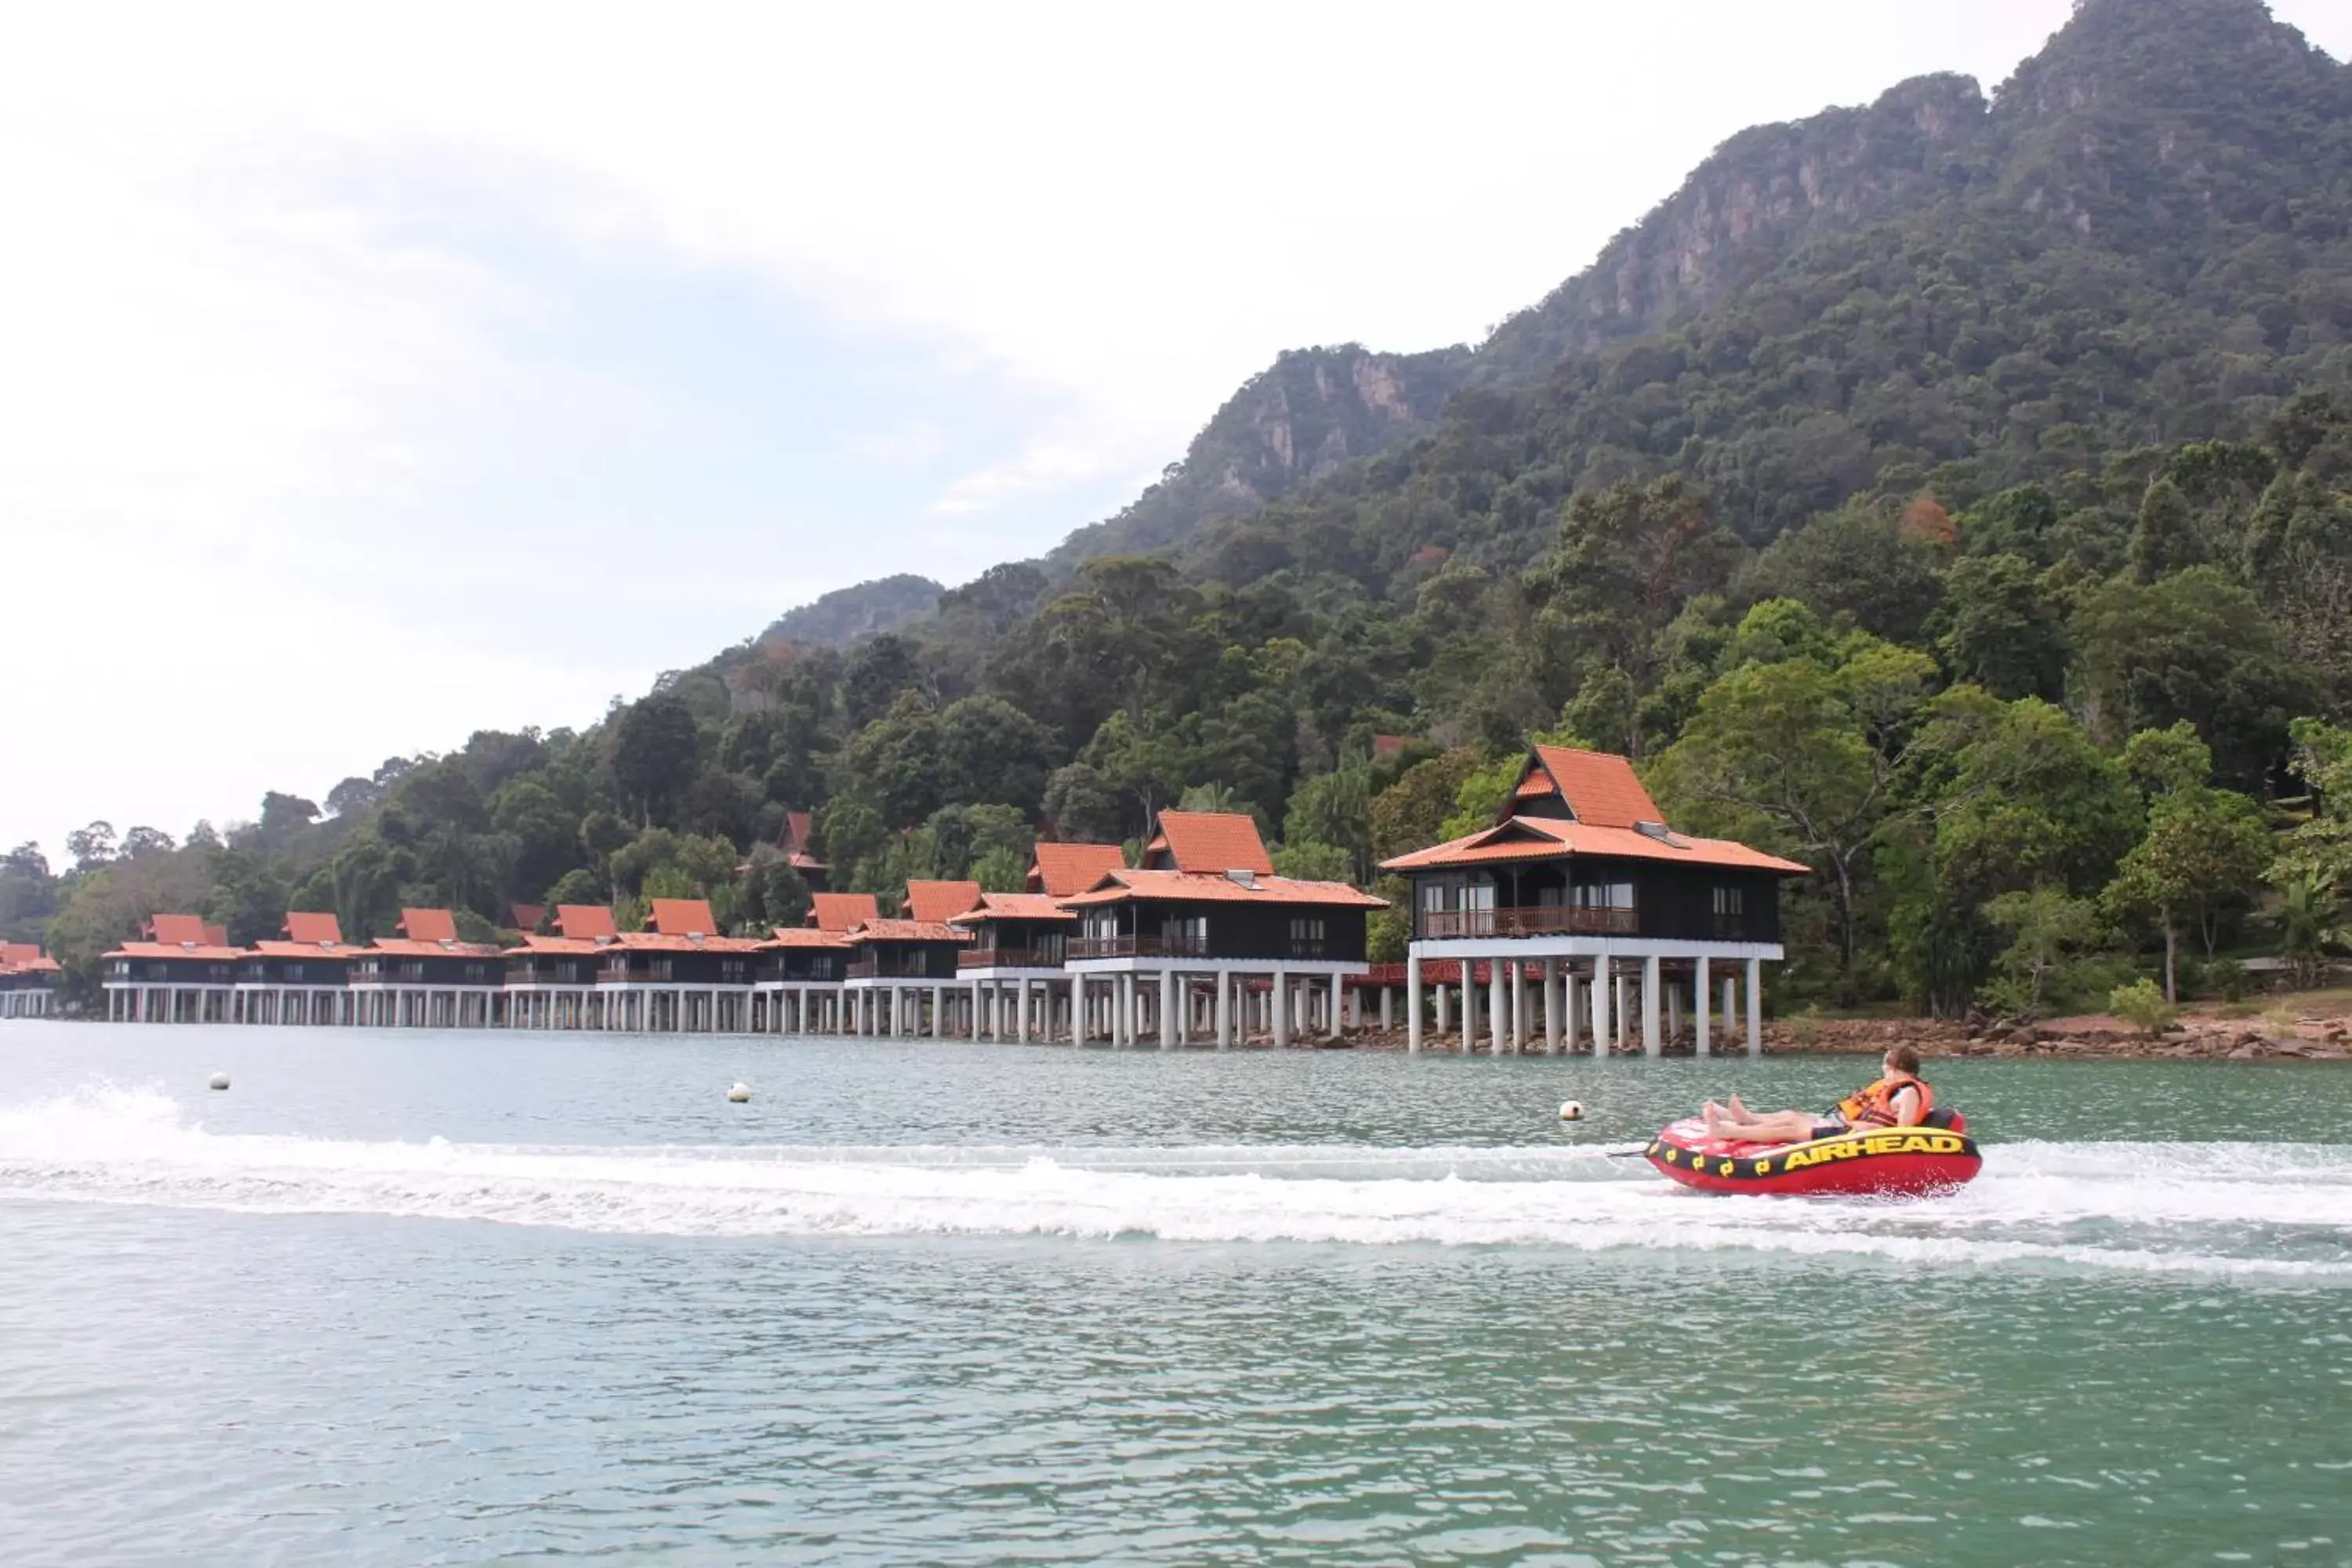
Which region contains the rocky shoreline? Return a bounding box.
[1339,1004,2352,1061]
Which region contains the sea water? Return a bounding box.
[1,1024,2347,1566]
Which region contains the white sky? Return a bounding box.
[5,0,2348,861]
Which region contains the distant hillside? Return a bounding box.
[760,574,942,648]
[1044,343,1473,566]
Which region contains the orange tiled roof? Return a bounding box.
[810,892,880,932]
[766,927,856,949]
[949,891,1075,924]
[904,880,982,924]
[648,898,720,937]
[1142,811,1273,876]
[510,903,546,933]
[1527,746,1662,829]
[203,923,229,949]
[1060,868,1386,909]
[247,940,359,960]
[397,908,459,942]
[779,810,821,858]
[145,913,209,945]
[1,942,61,974]
[1379,815,1809,875]
[105,940,248,961]
[506,934,607,956]
[284,911,343,945]
[614,931,767,954]
[1029,842,1126,897]
[363,937,505,958]
[556,905,619,940]
[848,919,972,944]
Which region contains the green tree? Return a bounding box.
[2274,873,2350,989]
[971,846,1028,893]
[1984,886,2103,1018]
[1748,503,1945,644]
[1935,554,2068,701]
[1650,620,1936,979]
[1271,840,1351,882]
[2274,718,2352,887]
[1283,765,1374,884]
[2105,789,2273,1000]
[1370,749,1486,862]
[2129,478,2201,580]
[492,777,583,902]
[2067,568,2301,787]
[1527,475,1742,758]
[1041,763,1123,846]
[609,692,702,823]
[203,847,290,948]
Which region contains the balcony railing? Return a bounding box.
[1416,906,1638,940]
[1067,934,1214,960]
[958,947,1065,970]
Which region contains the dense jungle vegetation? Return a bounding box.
[8,0,2352,1018]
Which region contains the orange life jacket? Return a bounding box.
[1833,1074,1931,1129]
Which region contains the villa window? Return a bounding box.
[1573,881,1635,910]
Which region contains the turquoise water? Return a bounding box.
[2,1023,2348,1566]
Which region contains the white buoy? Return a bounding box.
[209,1073,231,1091]
[1558,1100,1584,1122]
[727,1081,751,1103]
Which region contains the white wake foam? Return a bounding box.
[3,1086,2349,1279]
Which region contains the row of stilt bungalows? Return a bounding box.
[66,747,1805,1054]
[1,942,62,1017]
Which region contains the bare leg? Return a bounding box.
[1701,1109,1822,1145]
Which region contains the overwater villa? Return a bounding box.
[1062,810,1387,1047]
[350,908,506,1028]
[504,904,619,1029]
[842,912,971,1036]
[0,942,62,1018]
[102,914,246,1022]
[949,891,1078,1040]
[599,898,766,1032]
[1379,744,1807,1055]
[758,926,854,1033]
[235,912,361,1025]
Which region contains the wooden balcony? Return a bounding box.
[958,946,1065,970]
[1067,934,1214,960]
[1416,906,1637,940]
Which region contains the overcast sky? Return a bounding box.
[5,1,2348,861]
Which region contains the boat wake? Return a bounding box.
[4,1086,2349,1279]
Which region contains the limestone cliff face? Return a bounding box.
[1478,74,1992,381]
[1051,343,1472,564]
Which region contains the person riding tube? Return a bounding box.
[1698,1045,1933,1147]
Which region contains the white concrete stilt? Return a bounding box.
[1592,956,1611,1057]
[1695,956,1711,1058]
[1746,956,1763,1057]
[1642,954,1662,1057]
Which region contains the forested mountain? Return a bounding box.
[13,0,2352,1019]
[759,574,943,648]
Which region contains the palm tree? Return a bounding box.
[2275,873,2351,988]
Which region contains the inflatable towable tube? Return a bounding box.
[1645,1112,1981,1197]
